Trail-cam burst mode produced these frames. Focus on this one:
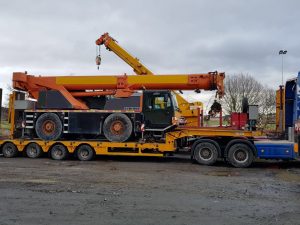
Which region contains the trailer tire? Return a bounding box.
[77,144,95,161]
[2,142,18,158]
[227,143,254,168]
[26,143,43,158]
[50,144,68,160]
[103,113,132,142]
[35,113,62,141]
[193,141,218,166]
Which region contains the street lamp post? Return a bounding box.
[279,50,287,86]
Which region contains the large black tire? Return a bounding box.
[35,113,62,141]
[77,144,95,161]
[2,142,18,158]
[50,144,68,160]
[26,143,43,159]
[227,143,254,168]
[193,141,219,166]
[103,113,133,142]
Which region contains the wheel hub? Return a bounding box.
[7,146,13,154]
[234,150,248,162]
[54,149,62,157]
[42,120,56,135]
[200,148,213,160]
[110,120,124,135]
[81,150,89,157]
[29,147,37,155]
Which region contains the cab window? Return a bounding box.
[153,96,171,109]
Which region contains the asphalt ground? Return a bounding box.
[0,155,299,225]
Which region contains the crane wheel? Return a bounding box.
[77,144,95,161]
[35,113,62,141]
[103,113,133,142]
[50,144,68,160]
[192,141,218,166]
[26,143,43,159]
[2,142,18,158]
[227,143,254,168]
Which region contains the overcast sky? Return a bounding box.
[0,0,299,107]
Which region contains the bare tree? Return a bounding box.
[221,73,276,128]
[221,73,263,113]
[259,87,276,129]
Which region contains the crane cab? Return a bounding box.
[142,90,178,129]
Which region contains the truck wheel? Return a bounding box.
[103,113,132,142]
[35,113,62,141]
[50,144,68,160]
[193,142,218,166]
[227,143,254,168]
[26,143,43,158]
[2,142,18,158]
[77,144,95,161]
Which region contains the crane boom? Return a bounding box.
[96,33,154,76]
[13,71,224,110]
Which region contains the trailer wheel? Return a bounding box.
[26,143,43,159]
[103,113,132,142]
[2,142,18,158]
[193,141,218,166]
[77,144,95,161]
[227,143,254,168]
[50,144,68,160]
[35,113,62,141]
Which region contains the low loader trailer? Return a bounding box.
[0,88,298,168]
[0,34,299,168]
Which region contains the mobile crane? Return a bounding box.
[12,70,224,143]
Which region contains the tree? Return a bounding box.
[221,73,263,113]
[221,73,276,128]
[259,87,276,129]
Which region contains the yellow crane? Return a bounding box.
[95,33,221,126]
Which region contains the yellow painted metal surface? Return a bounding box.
[0,128,263,158]
[0,139,169,157]
[56,76,117,85]
[9,93,15,139]
[56,74,189,85]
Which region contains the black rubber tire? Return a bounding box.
[227,143,254,168]
[103,113,133,142]
[35,113,62,141]
[26,143,43,159]
[193,142,218,166]
[50,144,68,160]
[77,144,95,161]
[2,142,18,158]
